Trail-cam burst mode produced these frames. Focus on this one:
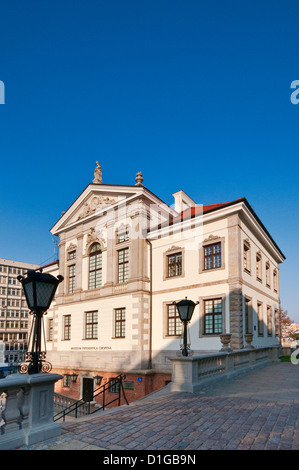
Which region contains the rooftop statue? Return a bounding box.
[93,161,102,184]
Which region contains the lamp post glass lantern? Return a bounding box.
[174,297,198,357]
[17,270,63,374]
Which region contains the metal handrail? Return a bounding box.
[53,374,129,422]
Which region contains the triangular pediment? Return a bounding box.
[50,184,142,235]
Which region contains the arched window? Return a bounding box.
[89,243,102,289]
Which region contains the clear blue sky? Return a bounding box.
[0,0,298,319]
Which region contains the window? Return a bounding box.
[273,270,278,292]
[167,253,182,277]
[274,309,280,336]
[256,253,262,281]
[257,302,264,336]
[7,288,20,296]
[89,243,102,289]
[63,315,71,340]
[243,241,251,272]
[204,243,221,270]
[266,262,270,287]
[117,228,130,243]
[68,250,76,260]
[114,308,126,338]
[63,375,71,387]
[204,299,222,334]
[48,319,53,341]
[85,311,98,339]
[245,298,252,334]
[109,378,120,393]
[118,248,129,283]
[68,265,76,294]
[167,304,182,336]
[267,306,272,336]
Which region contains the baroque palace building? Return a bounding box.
[45,163,285,402]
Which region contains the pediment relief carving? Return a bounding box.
[203,234,221,243]
[85,227,106,251]
[118,223,127,232]
[166,245,182,253]
[66,243,77,252]
[77,195,116,221]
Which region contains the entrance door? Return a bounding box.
[82,377,94,402]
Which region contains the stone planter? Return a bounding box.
[219,334,232,352]
[244,333,255,349]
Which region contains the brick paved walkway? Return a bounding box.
[20,362,299,450]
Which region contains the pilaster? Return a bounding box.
[57,240,66,298]
[104,215,115,290]
[227,214,244,349]
[75,233,84,292]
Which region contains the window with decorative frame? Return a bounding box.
[167,252,182,278]
[118,248,129,283]
[63,315,71,340]
[267,306,273,336]
[257,302,264,336]
[204,243,221,270]
[266,262,270,287]
[68,264,76,294]
[114,308,126,338]
[85,311,98,339]
[204,298,222,334]
[68,250,76,261]
[117,226,130,243]
[273,269,278,292]
[245,297,252,334]
[243,240,251,273]
[256,252,262,281]
[167,303,182,336]
[88,243,102,289]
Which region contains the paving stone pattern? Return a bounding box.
[20,362,299,450]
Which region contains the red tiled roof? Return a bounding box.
[154,198,243,230]
[41,260,59,268]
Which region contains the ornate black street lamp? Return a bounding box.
[174,297,199,357]
[17,269,64,374]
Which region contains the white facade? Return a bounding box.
[44,165,285,395]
